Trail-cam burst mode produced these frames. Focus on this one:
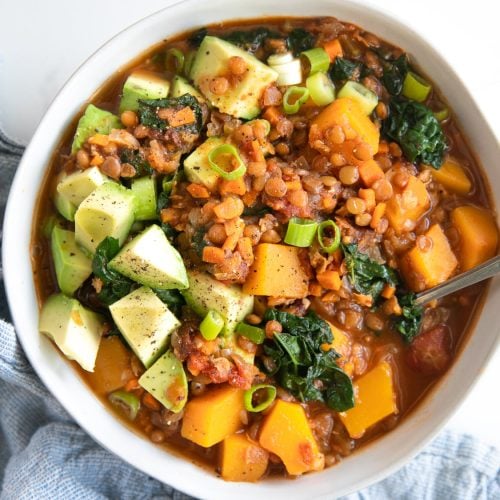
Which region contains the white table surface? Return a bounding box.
[1,0,499,448]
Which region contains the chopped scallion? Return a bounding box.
[306,72,335,106]
[317,219,341,253]
[284,217,319,247]
[235,322,265,344]
[283,86,310,114]
[434,108,449,122]
[243,384,277,412]
[208,144,246,180]
[402,71,432,102]
[301,47,330,74]
[108,390,140,420]
[166,48,185,74]
[184,51,196,77]
[200,310,225,340]
[337,81,378,115]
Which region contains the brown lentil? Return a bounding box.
[265,177,288,197]
[209,76,229,95]
[339,166,360,185]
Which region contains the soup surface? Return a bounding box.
[32,16,498,481]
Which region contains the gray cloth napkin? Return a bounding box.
[0,134,499,499]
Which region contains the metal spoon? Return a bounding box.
[414,255,500,306]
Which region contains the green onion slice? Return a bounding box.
[283,86,310,115]
[235,322,265,344]
[166,48,185,74]
[108,390,140,420]
[301,47,330,75]
[200,310,225,340]
[317,219,341,253]
[208,144,246,180]
[306,72,336,107]
[284,217,319,247]
[434,108,449,122]
[402,71,432,102]
[184,51,197,77]
[243,384,277,412]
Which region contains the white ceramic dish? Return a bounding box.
[3,0,499,498]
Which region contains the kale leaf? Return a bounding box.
[224,27,281,53]
[92,237,135,305]
[188,28,208,47]
[383,97,447,168]
[342,243,398,302]
[393,292,423,343]
[329,57,370,83]
[156,187,178,244]
[262,309,354,412]
[138,94,203,133]
[120,149,153,177]
[192,228,208,258]
[287,28,315,56]
[382,54,409,96]
[154,289,186,316]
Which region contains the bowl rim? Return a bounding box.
[3,0,500,498]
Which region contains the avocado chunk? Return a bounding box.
[71,104,122,154]
[51,226,93,295]
[109,224,188,290]
[183,137,224,191]
[57,167,111,207]
[119,70,171,113]
[170,75,205,102]
[53,191,76,221]
[39,294,103,372]
[139,350,188,412]
[181,270,254,335]
[75,182,135,254]
[131,176,157,221]
[190,36,278,119]
[109,286,180,368]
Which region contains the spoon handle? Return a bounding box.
[415,255,500,307]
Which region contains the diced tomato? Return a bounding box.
[406,325,452,376]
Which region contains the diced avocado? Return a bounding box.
[109,224,188,290]
[53,191,76,221]
[131,176,157,221]
[57,166,111,207]
[181,270,254,335]
[71,104,122,154]
[75,182,135,254]
[183,137,224,191]
[39,293,103,372]
[51,226,93,295]
[109,287,180,368]
[170,75,205,102]
[119,70,170,113]
[190,36,278,119]
[139,350,188,412]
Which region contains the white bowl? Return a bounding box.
[3,0,499,498]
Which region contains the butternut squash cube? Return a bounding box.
[339,361,397,439]
[259,400,324,476]
[181,385,244,447]
[220,433,269,482]
[327,322,352,362]
[312,97,380,155]
[451,206,498,271]
[429,157,471,195]
[242,244,309,298]
[385,176,430,233]
[400,224,458,291]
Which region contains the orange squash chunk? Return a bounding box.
[400,224,458,291]
[385,175,430,233]
[429,157,471,195]
[242,243,309,298]
[181,385,244,447]
[339,361,397,439]
[451,206,498,271]
[220,433,269,482]
[259,400,324,476]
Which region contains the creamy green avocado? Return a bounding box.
[51,226,92,296]
[131,176,157,221]
[170,75,205,102]
[74,182,135,254]
[119,70,171,113]
[57,166,111,207]
[109,224,188,290]
[109,287,180,368]
[139,350,188,413]
[39,294,103,372]
[190,36,278,119]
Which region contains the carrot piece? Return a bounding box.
[359,159,385,187]
[159,106,195,127]
[124,378,140,392]
[308,282,323,297]
[219,177,247,196]
[317,270,342,291]
[242,190,259,207]
[370,202,386,229]
[323,39,343,61]
[262,106,283,125]
[358,188,376,212]
[88,134,110,146]
[202,246,225,264]
[381,284,396,299]
[285,180,302,191]
[222,233,240,252]
[237,237,254,263]
[143,392,161,411]
[187,183,210,199]
[90,154,104,166]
